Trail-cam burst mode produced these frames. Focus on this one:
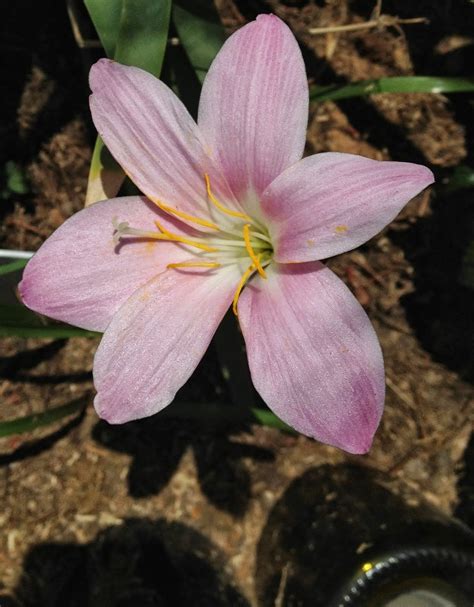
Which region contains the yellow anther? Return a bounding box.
[150,196,219,231]
[121,167,219,230]
[243,224,267,278]
[204,174,251,221]
[154,221,217,252]
[167,261,221,269]
[232,261,259,316]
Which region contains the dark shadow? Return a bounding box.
[342,1,474,380]
[93,412,273,518]
[455,432,474,530]
[235,0,333,82]
[161,23,203,120]
[233,1,473,380]
[0,340,66,376]
[1,0,93,220]
[91,340,274,517]
[391,187,474,381]
[0,403,86,466]
[9,518,250,607]
[6,370,92,385]
[352,1,474,162]
[363,0,474,76]
[232,0,271,21]
[0,339,92,384]
[338,96,430,164]
[256,464,474,606]
[235,0,431,165]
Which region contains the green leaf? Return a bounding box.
[173,0,226,84]
[0,259,28,276]
[2,161,30,199]
[0,399,86,438]
[158,401,295,433]
[114,0,171,75]
[84,0,123,57]
[5,161,29,195]
[85,0,172,205]
[249,408,294,432]
[85,136,127,206]
[0,399,291,439]
[443,165,474,193]
[0,304,100,338]
[310,76,474,102]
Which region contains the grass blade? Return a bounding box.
[159,401,295,433]
[85,0,172,205]
[0,399,86,438]
[84,0,123,57]
[0,259,28,276]
[114,0,171,75]
[443,165,474,193]
[0,304,100,338]
[310,76,474,102]
[173,0,226,84]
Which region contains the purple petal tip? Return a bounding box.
[420,165,435,187]
[89,58,114,91]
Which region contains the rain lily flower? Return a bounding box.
[19,15,433,454]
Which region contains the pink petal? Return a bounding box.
[89,60,240,225]
[19,197,194,332]
[198,14,308,204]
[238,262,385,454]
[262,153,434,262]
[93,265,240,423]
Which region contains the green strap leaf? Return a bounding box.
[0,259,28,276]
[0,399,86,438]
[0,304,100,338]
[159,401,295,433]
[173,0,226,84]
[84,0,123,58]
[85,0,172,205]
[0,399,292,439]
[114,0,171,74]
[85,136,127,206]
[443,165,474,193]
[310,76,474,102]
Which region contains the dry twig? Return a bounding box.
[309,0,428,36]
[274,563,290,607]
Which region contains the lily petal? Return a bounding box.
[19,197,194,332]
[89,59,240,225]
[198,14,308,205]
[238,262,385,454]
[262,153,434,262]
[94,265,240,423]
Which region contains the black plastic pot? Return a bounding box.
[256,465,474,606]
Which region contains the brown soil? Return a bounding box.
[1,0,473,605]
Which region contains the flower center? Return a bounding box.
[113,175,274,315]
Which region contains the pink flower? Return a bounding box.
[19,15,433,454]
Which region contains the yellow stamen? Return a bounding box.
[232,261,258,316]
[204,174,251,221]
[121,166,219,230]
[243,224,267,278]
[150,196,220,231]
[150,221,216,252]
[167,261,221,269]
